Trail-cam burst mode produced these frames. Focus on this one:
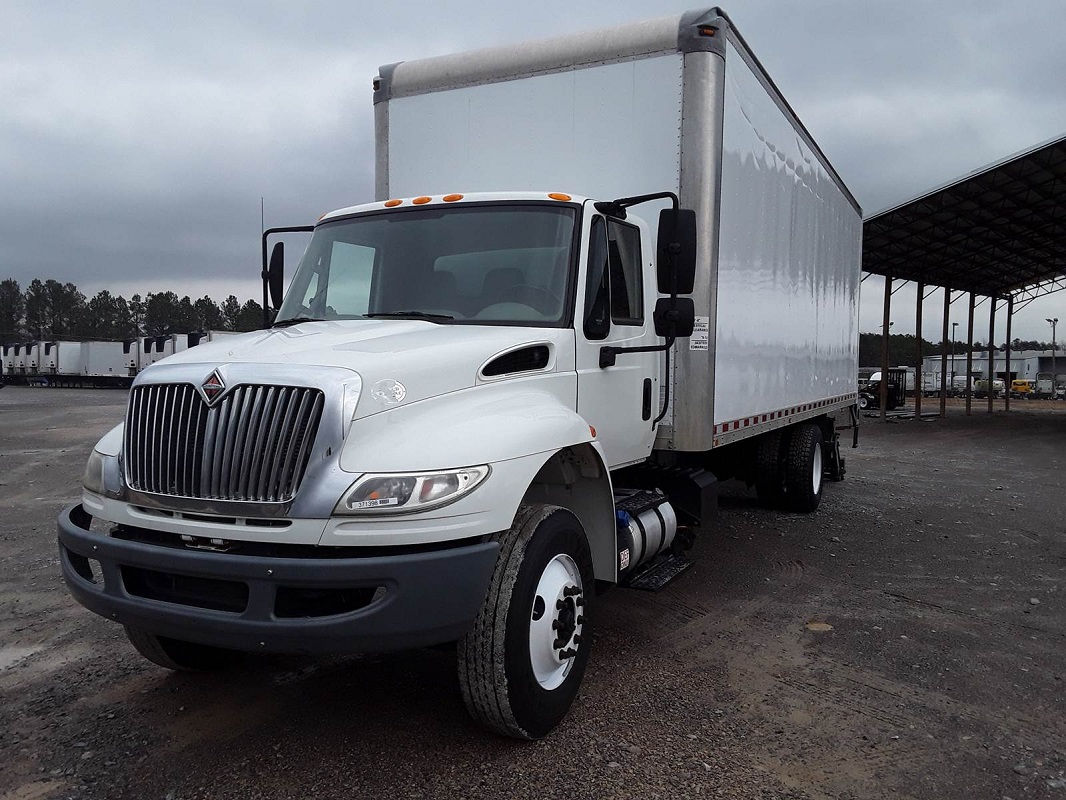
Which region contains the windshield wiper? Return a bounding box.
[364,311,454,323]
[272,316,326,328]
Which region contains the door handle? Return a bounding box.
[642,378,652,420]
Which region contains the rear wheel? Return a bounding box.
[783,423,824,513]
[458,504,593,739]
[754,430,785,506]
[125,627,242,671]
[858,394,870,410]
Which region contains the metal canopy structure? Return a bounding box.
[863,134,1066,303]
[859,133,1066,419]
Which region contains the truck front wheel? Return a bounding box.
[125,627,242,671]
[783,423,824,513]
[457,503,593,739]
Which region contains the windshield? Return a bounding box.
[276,203,577,326]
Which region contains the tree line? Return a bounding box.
[858,332,1058,367]
[0,278,265,343]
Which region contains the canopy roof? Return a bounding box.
[862,134,1066,301]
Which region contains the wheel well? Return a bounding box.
[521,444,616,583]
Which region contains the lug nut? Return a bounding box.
[551,620,560,630]
[574,634,583,644]
[556,599,566,610]
[576,598,585,607]
[576,615,584,625]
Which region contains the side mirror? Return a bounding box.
[657,208,697,295]
[268,242,285,309]
[654,297,695,338]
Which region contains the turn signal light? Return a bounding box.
[548,192,572,202]
[384,199,402,207]
[442,193,464,202]
[412,196,432,205]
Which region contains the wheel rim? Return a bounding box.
[529,553,584,690]
[811,443,823,496]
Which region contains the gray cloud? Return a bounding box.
[1,0,1063,339]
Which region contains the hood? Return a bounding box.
[156,320,572,418]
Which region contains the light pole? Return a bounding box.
[1048,317,1059,392]
[951,321,958,383]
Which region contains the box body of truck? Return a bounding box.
[374,8,861,451]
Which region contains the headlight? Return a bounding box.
[82,450,107,495]
[82,448,123,498]
[335,466,490,515]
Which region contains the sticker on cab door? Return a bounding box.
[689,316,710,351]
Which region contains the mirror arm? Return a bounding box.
[599,338,675,369]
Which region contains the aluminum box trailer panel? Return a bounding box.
[375,7,861,453]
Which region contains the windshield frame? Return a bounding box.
[276,200,584,329]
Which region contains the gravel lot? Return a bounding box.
[1,386,1063,800]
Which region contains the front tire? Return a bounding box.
[458,504,594,739]
[125,627,242,671]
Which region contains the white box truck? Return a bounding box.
[58,8,860,739]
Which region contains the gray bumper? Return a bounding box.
[57,504,498,654]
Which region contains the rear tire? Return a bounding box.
[754,431,785,506]
[125,627,242,671]
[457,504,593,739]
[782,423,824,513]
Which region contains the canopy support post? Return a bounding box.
[881,277,892,420]
[915,281,924,418]
[987,296,997,414]
[1004,297,1013,412]
[940,288,950,417]
[965,292,975,416]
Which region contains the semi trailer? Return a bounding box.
[58,8,861,739]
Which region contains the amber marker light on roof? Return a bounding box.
[442,194,464,202]
[412,196,432,205]
[383,199,402,207]
[548,192,572,201]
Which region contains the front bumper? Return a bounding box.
[57,504,498,654]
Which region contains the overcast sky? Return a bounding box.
[2,1,1064,342]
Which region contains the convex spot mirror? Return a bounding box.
[654,297,695,338]
[268,242,285,310]
[657,208,697,295]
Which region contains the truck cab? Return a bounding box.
[59,190,705,739]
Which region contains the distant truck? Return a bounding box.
[859,369,907,410]
[58,8,861,739]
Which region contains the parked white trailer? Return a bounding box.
[1,343,18,377]
[59,8,861,740]
[40,341,83,381]
[81,341,130,384]
[143,333,195,367]
[22,342,42,376]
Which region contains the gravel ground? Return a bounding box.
[0,386,1063,800]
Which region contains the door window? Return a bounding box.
[607,220,643,325]
[583,217,644,340]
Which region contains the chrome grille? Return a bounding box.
[124,383,324,502]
